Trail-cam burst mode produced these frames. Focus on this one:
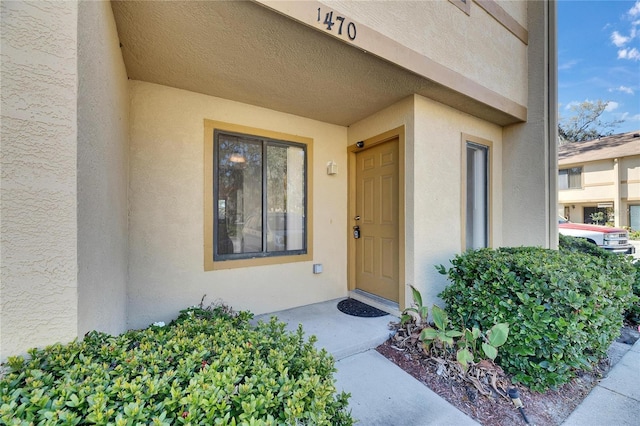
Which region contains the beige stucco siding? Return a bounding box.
[127,81,349,329]
[77,1,129,337]
[622,156,640,201]
[559,155,640,227]
[502,0,556,248]
[347,94,502,310]
[327,0,527,106]
[1,1,79,359]
[413,95,502,310]
[560,160,621,203]
[497,0,527,25]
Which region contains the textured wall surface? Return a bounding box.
[328,0,528,105]
[502,0,555,248]
[1,1,78,359]
[348,95,502,310]
[77,1,129,337]
[127,81,348,329]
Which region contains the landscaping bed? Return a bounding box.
[0,304,353,425]
[380,235,639,425]
[377,323,638,426]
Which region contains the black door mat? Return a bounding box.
[337,298,388,317]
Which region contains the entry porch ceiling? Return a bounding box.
[111,1,521,127]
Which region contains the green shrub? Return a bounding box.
[0,306,353,425]
[559,234,640,323]
[438,245,635,391]
[627,261,640,323]
[558,233,612,258]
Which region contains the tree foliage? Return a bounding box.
[558,100,624,143]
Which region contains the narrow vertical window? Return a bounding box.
[465,141,489,250]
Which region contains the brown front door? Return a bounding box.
[354,138,399,302]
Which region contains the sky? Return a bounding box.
[558,0,640,134]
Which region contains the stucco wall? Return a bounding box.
[1,1,78,359]
[559,155,640,227]
[327,0,528,106]
[127,81,348,329]
[412,95,502,309]
[347,95,502,310]
[502,0,556,248]
[621,156,640,200]
[77,1,129,337]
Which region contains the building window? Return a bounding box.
[558,167,582,190]
[204,121,313,270]
[463,138,491,250]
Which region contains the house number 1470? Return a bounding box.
[317,8,357,40]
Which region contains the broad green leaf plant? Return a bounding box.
[402,285,509,372]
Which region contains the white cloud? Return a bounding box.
[564,101,581,110]
[605,101,619,112]
[611,31,630,47]
[611,3,640,55]
[617,47,640,60]
[620,112,640,122]
[609,85,635,95]
[558,59,578,70]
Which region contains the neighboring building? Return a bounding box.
[0,1,557,360]
[558,131,640,229]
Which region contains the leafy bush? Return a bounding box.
[559,234,640,323]
[627,261,640,323]
[438,245,635,391]
[0,306,353,425]
[558,233,612,258]
[401,287,509,372]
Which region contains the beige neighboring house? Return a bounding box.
[0,0,557,360]
[558,131,640,229]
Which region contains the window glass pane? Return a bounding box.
[568,167,581,188]
[266,144,305,252]
[214,130,307,261]
[466,143,488,250]
[217,135,262,254]
[558,169,569,190]
[559,167,581,189]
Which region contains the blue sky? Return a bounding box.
[558,0,640,134]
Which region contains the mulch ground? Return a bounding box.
[375,324,639,426]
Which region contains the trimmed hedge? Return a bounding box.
[439,242,636,391]
[558,234,640,323]
[0,306,353,425]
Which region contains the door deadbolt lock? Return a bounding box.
[354,215,360,221]
[353,225,360,239]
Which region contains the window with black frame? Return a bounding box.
[214,130,307,260]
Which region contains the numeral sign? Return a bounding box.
[317,8,357,41]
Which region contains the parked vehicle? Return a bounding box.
[558,217,635,255]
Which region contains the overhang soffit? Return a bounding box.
[111,0,524,127]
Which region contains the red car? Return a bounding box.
[559,217,635,255]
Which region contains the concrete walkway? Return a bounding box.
[255,298,640,426]
[562,337,640,426]
[254,299,479,425]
